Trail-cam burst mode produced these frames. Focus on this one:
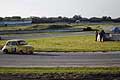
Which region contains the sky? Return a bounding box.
[0,0,120,18]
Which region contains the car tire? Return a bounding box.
[29,51,33,54]
[3,49,8,54]
[19,50,24,54]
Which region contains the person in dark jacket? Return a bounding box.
[99,30,105,42]
[95,31,99,41]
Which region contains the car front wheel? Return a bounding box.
[3,49,8,54]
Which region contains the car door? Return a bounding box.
[10,41,18,53]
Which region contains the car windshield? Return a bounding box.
[18,40,27,45]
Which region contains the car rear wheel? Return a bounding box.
[19,50,24,54]
[3,49,8,54]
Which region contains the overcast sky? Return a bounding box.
[0,0,120,18]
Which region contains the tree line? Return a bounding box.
[0,15,120,23]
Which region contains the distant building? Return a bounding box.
[0,20,32,26]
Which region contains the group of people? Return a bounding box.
[96,30,106,42]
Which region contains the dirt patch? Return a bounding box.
[0,73,120,80]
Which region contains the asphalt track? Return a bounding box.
[0,51,120,67]
[0,32,94,40]
[0,32,120,67]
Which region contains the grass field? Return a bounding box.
[0,67,120,74]
[0,35,120,52]
[0,67,120,80]
[0,23,120,31]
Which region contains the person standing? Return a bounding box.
[95,31,99,41]
[100,30,105,42]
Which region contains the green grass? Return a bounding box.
[28,35,120,52]
[0,67,120,74]
[0,24,48,31]
[0,23,120,31]
[0,35,120,52]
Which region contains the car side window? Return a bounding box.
[6,42,11,46]
[11,41,17,46]
[6,41,17,46]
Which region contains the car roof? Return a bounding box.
[7,39,25,42]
